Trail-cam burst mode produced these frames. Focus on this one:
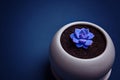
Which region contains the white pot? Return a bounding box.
[50,21,115,80]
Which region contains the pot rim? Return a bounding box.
[56,21,113,61]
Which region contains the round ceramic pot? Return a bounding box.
[50,21,115,80]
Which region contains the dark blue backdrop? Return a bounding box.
[1,0,120,80]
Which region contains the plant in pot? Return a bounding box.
[50,21,115,80]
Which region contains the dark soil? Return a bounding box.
[60,24,106,59]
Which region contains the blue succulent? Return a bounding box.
[70,28,94,49]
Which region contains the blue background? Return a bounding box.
[1,0,120,80]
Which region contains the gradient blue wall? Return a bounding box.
[1,0,120,80]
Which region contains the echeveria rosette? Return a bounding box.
[70,28,95,49]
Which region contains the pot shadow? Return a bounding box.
[43,61,56,80]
